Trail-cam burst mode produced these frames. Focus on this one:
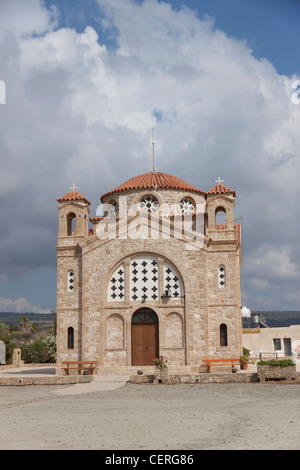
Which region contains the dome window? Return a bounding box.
[180,197,194,215]
[139,195,159,213]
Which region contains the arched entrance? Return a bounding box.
[131,308,159,366]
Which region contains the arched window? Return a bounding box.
[218,265,226,288]
[180,197,194,215]
[67,327,74,349]
[220,323,228,347]
[107,256,183,302]
[132,308,158,323]
[139,195,159,213]
[107,264,125,302]
[67,212,76,236]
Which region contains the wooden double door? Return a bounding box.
[131,308,159,366]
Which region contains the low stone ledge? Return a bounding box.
[0,375,94,386]
[129,372,258,384]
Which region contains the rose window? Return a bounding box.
[139,195,159,213]
[180,198,194,215]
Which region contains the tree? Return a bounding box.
[18,316,30,334]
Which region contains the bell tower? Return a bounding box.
[206,178,236,239]
[57,186,91,244]
[55,186,91,364]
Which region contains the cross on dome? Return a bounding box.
[70,184,78,191]
[215,177,224,185]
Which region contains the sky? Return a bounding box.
[0,0,300,313]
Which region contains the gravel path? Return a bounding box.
[0,382,299,450]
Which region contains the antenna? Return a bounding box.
[151,128,158,172]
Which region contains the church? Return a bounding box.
[55,170,242,375]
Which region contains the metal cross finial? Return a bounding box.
[151,128,158,173]
[215,177,224,185]
[70,184,78,191]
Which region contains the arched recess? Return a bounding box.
[165,313,183,348]
[131,308,159,366]
[107,314,124,349]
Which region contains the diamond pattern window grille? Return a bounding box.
[130,256,159,301]
[107,264,125,301]
[218,265,226,288]
[68,270,75,292]
[107,256,183,302]
[163,262,182,298]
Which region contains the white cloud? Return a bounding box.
[0,296,50,314]
[0,0,299,309]
[245,245,298,282]
[0,0,57,39]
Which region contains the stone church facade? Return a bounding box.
[55,172,242,374]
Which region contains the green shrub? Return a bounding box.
[21,336,56,363]
[257,359,295,367]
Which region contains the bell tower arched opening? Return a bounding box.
[67,212,76,236]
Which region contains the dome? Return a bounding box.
[57,190,91,205]
[100,171,205,202]
[207,183,236,198]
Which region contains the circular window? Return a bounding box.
[180,197,194,215]
[139,195,159,213]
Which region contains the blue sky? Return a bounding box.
[0,0,300,313]
[45,0,300,76]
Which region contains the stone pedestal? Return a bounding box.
[154,366,169,384]
[12,349,24,367]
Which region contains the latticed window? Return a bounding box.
[130,256,159,302]
[218,265,226,288]
[163,262,182,298]
[139,195,159,213]
[180,197,194,215]
[68,270,75,292]
[107,264,125,302]
[107,256,183,302]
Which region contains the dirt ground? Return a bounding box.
[0,381,299,450]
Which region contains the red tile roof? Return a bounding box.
[100,172,205,201]
[207,184,236,197]
[57,190,91,205]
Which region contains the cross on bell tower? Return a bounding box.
[215,177,224,185]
